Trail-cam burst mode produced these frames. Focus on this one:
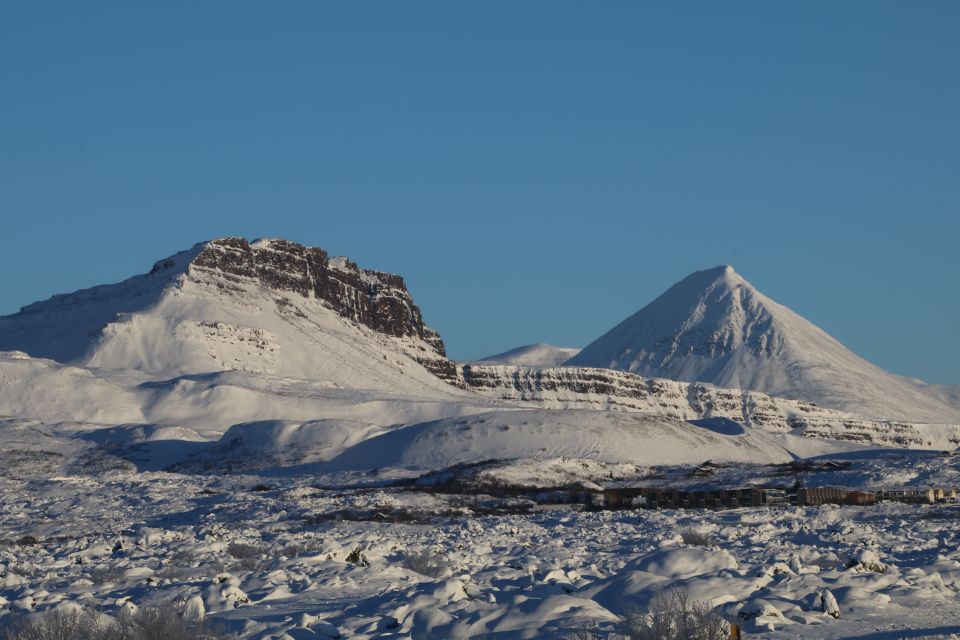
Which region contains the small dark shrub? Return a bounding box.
[225,542,260,559]
[88,565,128,585]
[679,528,713,546]
[622,588,729,640]
[0,604,237,640]
[282,539,325,558]
[403,551,447,578]
[345,546,369,566]
[226,542,262,572]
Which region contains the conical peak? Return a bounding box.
[702,264,736,277]
[654,265,756,314]
[566,263,780,372]
[684,265,747,290]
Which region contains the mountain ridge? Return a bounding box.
[478,342,581,367]
[1,240,959,460]
[2,240,957,427]
[0,237,452,392]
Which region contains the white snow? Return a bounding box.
[322,409,795,472]
[569,265,960,424]
[478,343,581,367]
[2,240,960,638]
[2,468,960,638]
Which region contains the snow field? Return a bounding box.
[3,471,960,639]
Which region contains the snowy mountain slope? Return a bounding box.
[134,370,496,437]
[170,418,390,472]
[0,246,205,364]
[0,237,456,395]
[0,351,146,425]
[0,352,497,439]
[455,364,960,450]
[478,343,580,367]
[2,239,957,471]
[5,347,955,480]
[925,382,960,408]
[568,266,960,424]
[322,409,795,471]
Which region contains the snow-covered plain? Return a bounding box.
[4,458,960,639]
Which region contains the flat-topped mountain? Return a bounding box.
[0,237,451,392]
[2,242,957,439]
[568,265,960,423]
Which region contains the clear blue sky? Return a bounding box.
[2,2,958,383]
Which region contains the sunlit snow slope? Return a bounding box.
[1,240,957,472]
[479,343,581,367]
[569,266,960,424]
[322,409,794,471]
[0,237,456,396]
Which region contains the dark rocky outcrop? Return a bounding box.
[189,237,445,356]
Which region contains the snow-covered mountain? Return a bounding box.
[478,342,580,367]
[0,237,455,395]
[3,239,959,476]
[568,266,960,424]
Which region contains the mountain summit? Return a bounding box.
[479,343,580,367]
[568,266,960,423]
[0,237,452,392]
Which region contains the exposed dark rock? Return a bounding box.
[190,237,445,356]
[417,357,461,385]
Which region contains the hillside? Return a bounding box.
[478,342,580,367]
[0,237,454,395]
[1,241,958,476]
[569,266,960,424]
[321,409,795,472]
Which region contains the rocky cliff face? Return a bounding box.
[453,364,960,450]
[0,236,451,388]
[187,237,445,356]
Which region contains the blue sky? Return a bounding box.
[2,2,958,383]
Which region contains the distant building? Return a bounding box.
[878,488,938,504]
[601,487,785,510]
[599,484,954,510]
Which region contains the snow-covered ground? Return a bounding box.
[3,459,960,639]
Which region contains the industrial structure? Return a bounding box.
[599,485,957,510]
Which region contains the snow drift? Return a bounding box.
[322,409,794,471]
